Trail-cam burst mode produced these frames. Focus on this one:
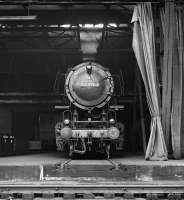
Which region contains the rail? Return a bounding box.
[0,181,184,199]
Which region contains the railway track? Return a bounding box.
[0,181,184,199]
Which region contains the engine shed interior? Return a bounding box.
[0,0,182,162]
[2,2,184,198]
[0,1,148,157]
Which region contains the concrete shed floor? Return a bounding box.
[0,152,184,183]
[0,152,183,166]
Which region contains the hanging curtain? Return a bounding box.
[171,6,183,159]
[176,7,184,157]
[161,2,184,159]
[160,2,174,152]
[132,3,168,160]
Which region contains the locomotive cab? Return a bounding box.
[55,62,125,158]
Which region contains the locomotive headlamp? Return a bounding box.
[86,64,92,75]
[108,127,120,140]
[109,118,115,125]
[64,119,70,125]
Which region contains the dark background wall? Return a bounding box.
[0,34,148,154]
[0,1,150,155]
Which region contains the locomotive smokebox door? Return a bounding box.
[65,62,114,110]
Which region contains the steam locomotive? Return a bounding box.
[55,62,124,158]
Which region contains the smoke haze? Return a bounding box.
[80,31,102,61]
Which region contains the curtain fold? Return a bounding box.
[171,6,183,159]
[161,2,184,159]
[177,7,184,157]
[132,3,168,160]
[160,2,174,152]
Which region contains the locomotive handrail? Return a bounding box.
[73,121,107,123]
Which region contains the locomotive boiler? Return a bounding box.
[55,61,124,158]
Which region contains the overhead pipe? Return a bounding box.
[0,16,37,21]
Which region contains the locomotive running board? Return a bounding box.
[110,105,125,110]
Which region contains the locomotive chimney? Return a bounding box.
[80,30,102,61]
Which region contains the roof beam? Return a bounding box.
[0,1,161,6]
